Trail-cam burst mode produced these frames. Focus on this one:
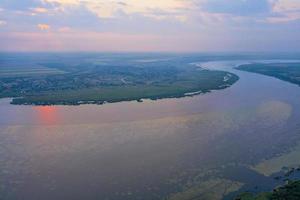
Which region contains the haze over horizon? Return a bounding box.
[0,0,300,52]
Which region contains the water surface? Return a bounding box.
[1,60,300,200]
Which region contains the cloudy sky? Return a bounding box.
[0,0,299,52]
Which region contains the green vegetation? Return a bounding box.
[236,63,300,86]
[0,67,64,77]
[0,53,239,105]
[235,192,271,200]
[235,181,300,200]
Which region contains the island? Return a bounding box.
[236,62,300,86]
[0,53,239,105]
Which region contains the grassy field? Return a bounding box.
[10,69,238,105]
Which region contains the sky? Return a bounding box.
[0,0,299,52]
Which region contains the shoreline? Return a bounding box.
[8,78,238,106]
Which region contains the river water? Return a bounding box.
[1,60,300,200]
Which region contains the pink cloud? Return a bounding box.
[31,7,49,14]
[58,27,72,32]
[0,31,213,52]
[37,24,50,30]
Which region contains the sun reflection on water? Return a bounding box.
[34,106,59,125]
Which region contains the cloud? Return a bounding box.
[268,0,300,23]
[58,26,71,32]
[31,7,49,13]
[2,27,300,52]
[0,0,299,52]
[197,0,300,23]
[0,20,7,26]
[37,23,50,30]
[273,0,300,12]
[42,0,191,20]
[0,31,176,52]
[40,0,300,24]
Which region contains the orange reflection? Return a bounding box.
[35,106,59,124]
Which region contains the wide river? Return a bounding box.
[1,60,300,200]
